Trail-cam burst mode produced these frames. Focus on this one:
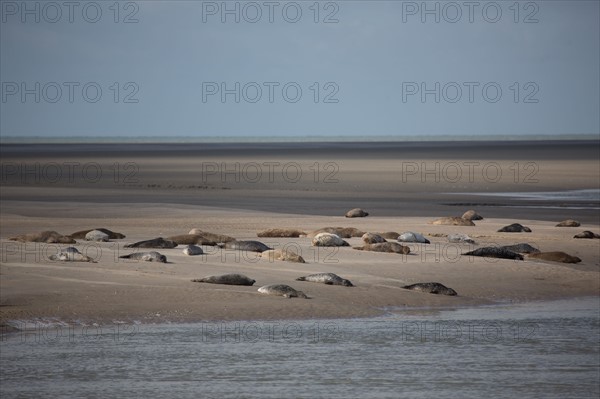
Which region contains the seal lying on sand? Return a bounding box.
[119,251,167,262]
[498,223,532,233]
[402,282,457,296]
[192,274,255,286]
[257,229,306,238]
[462,210,483,221]
[296,273,353,287]
[500,243,540,254]
[430,217,475,226]
[556,219,580,227]
[49,247,94,262]
[354,242,410,255]
[85,230,109,242]
[398,232,430,244]
[362,233,387,244]
[258,284,308,299]
[10,231,76,244]
[463,247,524,260]
[308,227,365,238]
[183,245,203,255]
[220,240,271,252]
[124,238,177,249]
[68,228,125,239]
[345,208,369,218]
[573,231,600,239]
[312,233,349,247]
[260,249,305,263]
[527,252,582,264]
[188,229,236,243]
[447,233,476,244]
[377,232,401,239]
[167,234,217,246]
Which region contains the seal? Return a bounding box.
[10,230,76,244]
[119,251,167,262]
[556,219,581,227]
[167,234,217,246]
[430,217,475,226]
[498,223,532,233]
[192,273,255,286]
[362,233,387,244]
[220,240,272,253]
[296,273,353,287]
[85,230,109,242]
[500,243,540,254]
[447,233,476,244]
[574,231,600,239]
[463,247,524,260]
[308,227,365,238]
[68,228,125,239]
[377,232,401,239]
[260,249,305,263]
[398,232,430,244]
[257,229,307,238]
[345,208,369,218]
[124,238,178,249]
[402,282,457,296]
[354,242,410,255]
[312,233,350,247]
[527,252,582,264]
[462,210,483,221]
[188,229,236,243]
[257,284,308,299]
[183,245,204,255]
[49,247,94,262]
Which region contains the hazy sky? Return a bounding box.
[1,0,599,138]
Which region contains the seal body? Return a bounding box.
[85,230,109,242]
[119,251,167,262]
[556,219,580,227]
[69,228,125,239]
[463,247,524,260]
[183,245,204,255]
[258,284,308,299]
[49,247,93,262]
[312,233,349,247]
[260,249,305,263]
[354,242,410,254]
[462,210,483,221]
[192,274,255,286]
[168,234,217,246]
[500,243,540,254]
[498,223,532,233]
[447,234,476,244]
[124,238,177,249]
[527,252,582,264]
[296,273,353,287]
[188,229,236,243]
[403,282,457,296]
[362,233,387,244]
[398,232,430,244]
[221,240,271,252]
[345,208,369,218]
[431,217,475,226]
[574,231,600,239]
[10,231,75,244]
[377,232,401,239]
[257,229,306,238]
[308,227,365,238]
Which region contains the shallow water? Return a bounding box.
[1,297,598,399]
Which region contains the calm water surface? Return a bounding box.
[1,297,598,398]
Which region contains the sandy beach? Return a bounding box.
[1,141,599,326]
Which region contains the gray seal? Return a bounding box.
[296,273,353,287]
[362,233,387,244]
[556,219,580,227]
[527,252,582,264]
[85,230,109,242]
[167,234,217,246]
[312,233,350,247]
[183,245,204,255]
[192,274,255,286]
[463,247,524,260]
[220,240,271,253]
[398,232,430,244]
[257,229,306,238]
[49,247,94,262]
[498,223,532,233]
[353,242,410,255]
[447,233,476,244]
[500,243,540,254]
[119,251,167,262]
[258,284,308,299]
[402,282,457,296]
[124,238,178,249]
[10,230,75,244]
[345,208,369,218]
[462,210,483,221]
[574,231,600,239]
[68,228,126,239]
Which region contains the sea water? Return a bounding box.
[1,297,598,398]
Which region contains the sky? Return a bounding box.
[1,0,599,138]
